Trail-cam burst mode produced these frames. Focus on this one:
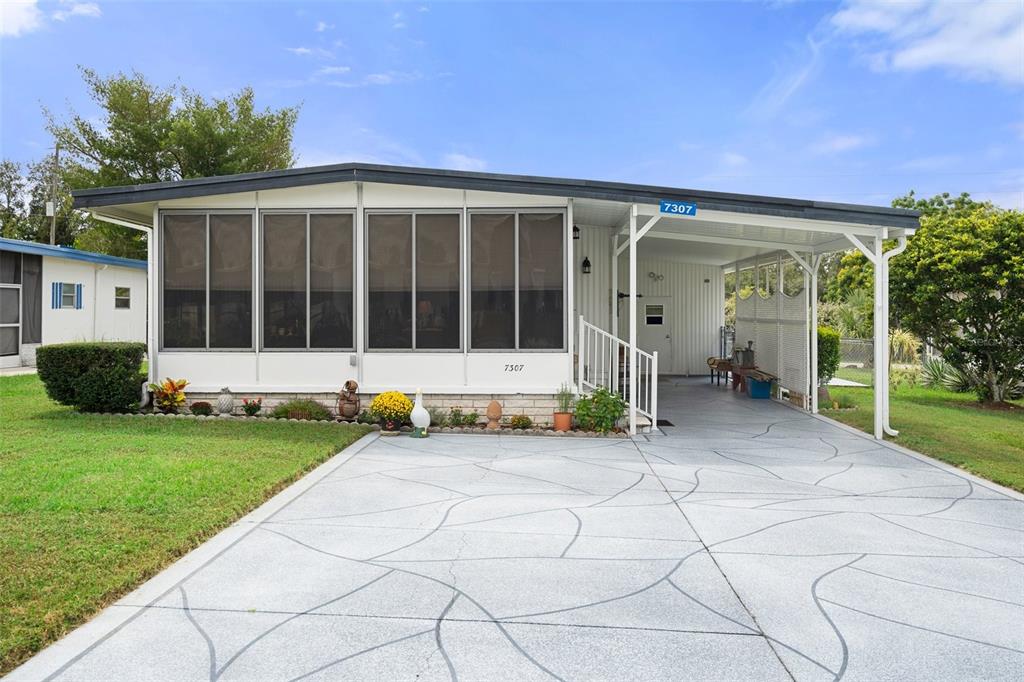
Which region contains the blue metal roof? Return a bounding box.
[0,237,146,271]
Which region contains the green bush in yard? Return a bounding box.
[270,399,332,421]
[817,327,841,386]
[36,342,146,412]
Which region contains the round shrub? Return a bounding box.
[369,391,413,427]
[190,401,214,416]
[270,399,331,421]
[36,342,146,412]
[509,415,532,429]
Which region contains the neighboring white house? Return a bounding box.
[0,237,147,369]
[71,164,918,435]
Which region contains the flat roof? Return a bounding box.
[0,237,147,271]
[72,163,920,230]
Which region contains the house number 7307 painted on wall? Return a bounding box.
[660,200,698,216]
[504,364,524,373]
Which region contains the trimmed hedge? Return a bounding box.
[817,326,841,386]
[36,342,146,413]
[270,399,332,421]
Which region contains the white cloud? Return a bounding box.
[0,0,43,36]
[52,1,101,22]
[286,46,333,58]
[327,71,422,88]
[745,34,825,118]
[810,133,874,155]
[315,20,333,32]
[719,152,749,169]
[832,0,1024,85]
[316,66,351,76]
[392,10,406,29]
[442,153,487,172]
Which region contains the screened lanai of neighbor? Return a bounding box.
[72,164,918,436]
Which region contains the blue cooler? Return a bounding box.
[748,377,773,399]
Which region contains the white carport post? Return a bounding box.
[628,204,638,435]
[844,233,886,439]
[786,249,823,413]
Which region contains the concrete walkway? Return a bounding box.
[11,379,1024,681]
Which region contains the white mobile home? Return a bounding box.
[72,164,918,435]
[0,238,147,369]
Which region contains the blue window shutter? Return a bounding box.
[75,283,83,310]
[51,282,60,309]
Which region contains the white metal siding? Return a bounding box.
[572,224,612,333]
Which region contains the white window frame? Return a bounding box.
[114,286,131,310]
[364,209,464,353]
[60,282,76,309]
[260,209,356,352]
[158,209,256,352]
[467,207,567,353]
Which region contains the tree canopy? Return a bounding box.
[1,68,300,258]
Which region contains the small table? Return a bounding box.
[707,357,732,386]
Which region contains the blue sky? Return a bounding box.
[2,0,1022,208]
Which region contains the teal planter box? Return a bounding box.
[749,378,773,399]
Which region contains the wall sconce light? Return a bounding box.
[572,225,580,240]
[581,257,591,274]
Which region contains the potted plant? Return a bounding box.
[369,391,413,436]
[553,383,574,432]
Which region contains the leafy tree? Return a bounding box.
[38,68,299,258]
[889,196,1023,403]
[0,160,27,238]
[23,157,90,246]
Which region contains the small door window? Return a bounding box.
[645,304,664,326]
[114,287,131,309]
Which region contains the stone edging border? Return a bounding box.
[95,411,630,438]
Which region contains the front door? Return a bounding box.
[0,284,21,368]
[637,296,672,371]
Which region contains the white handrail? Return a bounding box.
[577,315,658,432]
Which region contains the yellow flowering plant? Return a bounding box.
[369,391,413,429]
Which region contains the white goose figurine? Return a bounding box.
[410,388,430,438]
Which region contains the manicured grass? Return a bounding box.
[0,373,370,673]
[823,383,1024,493]
[834,365,874,385]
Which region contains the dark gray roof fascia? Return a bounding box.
[73,163,920,229]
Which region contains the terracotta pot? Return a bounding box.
[553,412,572,432]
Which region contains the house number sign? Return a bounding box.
[659,200,698,216]
[504,364,525,373]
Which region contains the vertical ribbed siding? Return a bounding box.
[573,224,612,333]
[615,253,724,376]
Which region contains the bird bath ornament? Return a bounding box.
[410,388,430,438]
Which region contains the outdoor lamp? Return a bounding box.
[572,225,580,240]
[581,257,591,274]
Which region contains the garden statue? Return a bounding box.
[216,387,234,415]
[337,380,360,420]
[486,400,502,430]
[410,388,430,438]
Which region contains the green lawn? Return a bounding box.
[823,383,1024,493]
[0,373,370,673]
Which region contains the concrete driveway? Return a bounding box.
[12,380,1024,681]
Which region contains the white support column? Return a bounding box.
[610,232,618,336]
[872,235,885,440]
[355,182,365,384]
[566,199,575,386]
[810,255,821,413]
[148,206,158,385]
[628,205,638,436]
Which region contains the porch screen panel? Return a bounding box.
[21,254,41,343]
[0,251,19,283]
[0,288,17,324]
[415,214,460,349]
[310,213,354,348]
[470,214,515,349]
[209,214,252,348]
[518,213,564,349]
[163,214,207,348]
[367,214,412,349]
[263,214,307,349]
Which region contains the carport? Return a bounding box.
[570,191,917,439]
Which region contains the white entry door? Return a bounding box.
[637,296,672,371]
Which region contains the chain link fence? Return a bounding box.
[837,338,874,386]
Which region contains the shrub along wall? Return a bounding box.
[36,342,146,413]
